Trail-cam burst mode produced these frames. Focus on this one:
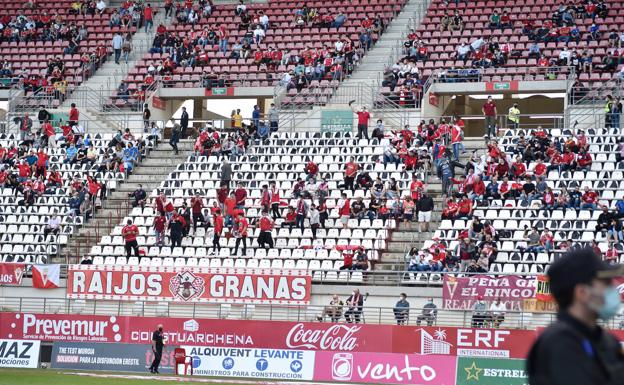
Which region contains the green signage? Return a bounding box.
[320,110,353,133]
[456,357,528,385]
[493,83,511,90]
[211,87,227,95]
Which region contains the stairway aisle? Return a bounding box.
[376,137,485,272]
[58,139,194,263]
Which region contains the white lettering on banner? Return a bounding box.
[23,314,110,337]
[0,274,15,283]
[356,355,436,382]
[130,331,254,346]
[209,276,307,301]
[286,324,359,351]
[75,271,164,296]
[0,340,41,368]
[73,272,85,292]
[457,329,510,348]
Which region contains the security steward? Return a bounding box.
[527,248,624,385]
[149,324,165,374]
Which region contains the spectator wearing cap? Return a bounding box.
[527,248,624,383]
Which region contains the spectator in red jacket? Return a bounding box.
[577,149,593,171]
[232,211,248,256]
[457,196,473,218]
[469,175,486,201]
[190,193,205,231]
[122,219,140,258]
[212,209,224,252]
[234,182,247,208]
[581,186,598,210]
[561,148,577,171]
[154,213,167,246]
[343,156,359,191]
[69,103,79,126]
[305,160,318,181]
[257,210,275,249]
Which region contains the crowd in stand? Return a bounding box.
[1,108,153,241]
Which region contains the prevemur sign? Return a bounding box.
[320,110,353,133]
[456,357,528,385]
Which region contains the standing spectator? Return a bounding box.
[482,95,497,138]
[295,197,308,232]
[169,212,185,247]
[212,209,224,252]
[393,293,410,325]
[267,103,279,131]
[143,104,151,133]
[417,191,434,232]
[190,193,205,231]
[257,210,274,249]
[112,32,123,64]
[69,103,80,127]
[343,156,359,191]
[154,213,167,246]
[169,123,180,155]
[309,203,320,239]
[416,298,438,326]
[17,113,33,142]
[350,102,370,140]
[507,103,520,129]
[144,3,153,33]
[344,289,364,323]
[471,295,489,327]
[121,219,140,258]
[339,193,351,229]
[220,160,232,188]
[180,107,189,138]
[233,211,249,256]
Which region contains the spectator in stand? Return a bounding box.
[257,210,275,249]
[607,217,623,242]
[417,191,434,232]
[472,296,489,327]
[339,192,351,229]
[212,209,224,252]
[169,211,185,247]
[122,219,140,258]
[344,289,364,323]
[508,103,520,129]
[489,298,507,328]
[350,102,371,140]
[112,32,123,64]
[129,184,147,208]
[343,156,358,192]
[232,211,249,256]
[416,298,437,326]
[43,213,61,237]
[317,295,344,322]
[482,95,497,138]
[393,293,410,325]
[295,196,308,232]
[581,186,598,210]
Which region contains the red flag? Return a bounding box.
[32,264,60,289]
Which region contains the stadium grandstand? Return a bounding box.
[0,0,623,383]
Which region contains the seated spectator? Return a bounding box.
[352,247,369,270]
[317,294,344,322]
[489,10,501,30]
[581,186,598,210]
[528,41,541,59]
[344,289,364,323]
[471,296,490,327]
[393,293,410,325]
[489,298,506,328]
[416,298,437,326]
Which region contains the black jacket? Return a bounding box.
[527,312,624,385]
[180,111,189,127]
[417,195,434,212]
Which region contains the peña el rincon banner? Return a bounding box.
[66,265,311,304]
[442,275,537,311]
[456,357,527,385]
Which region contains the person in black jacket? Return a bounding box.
[128,184,147,207]
[527,248,624,385]
[595,205,614,235]
[169,212,184,247]
[416,192,434,232]
[344,289,364,323]
[180,106,189,138]
[37,106,50,125]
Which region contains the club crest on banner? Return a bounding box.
[169,271,205,301]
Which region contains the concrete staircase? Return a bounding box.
[375,137,486,272]
[57,139,194,263]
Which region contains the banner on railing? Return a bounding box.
[455,357,527,385]
[320,110,353,133]
[0,263,26,286]
[0,312,536,358]
[66,265,311,304]
[442,275,537,311]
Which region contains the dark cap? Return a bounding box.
[548,248,624,302]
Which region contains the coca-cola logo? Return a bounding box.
[286,323,360,351]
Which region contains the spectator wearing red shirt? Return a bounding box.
[190,193,205,231]
[543,187,556,209]
[69,103,79,126]
[121,219,140,257]
[144,3,153,32]
[35,149,48,178]
[344,156,359,192]
[457,196,473,218]
[257,210,275,249]
[270,182,281,219]
[234,182,247,208]
[577,150,593,170]
[469,176,486,201]
[351,103,370,140]
[154,213,167,246]
[224,191,237,225]
[339,193,351,229]
[533,158,547,178]
[561,148,577,171]
[482,96,497,138]
[511,156,527,179]
[212,209,224,251]
[581,186,598,210]
[305,160,318,181]
[232,212,248,256]
[16,160,31,182]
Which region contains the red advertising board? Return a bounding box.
[0,312,537,358]
[0,263,26,285]
[66,265,311,304]
[443,275,537,310]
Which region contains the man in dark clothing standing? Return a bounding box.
[169,213,184,247]
[180,106,189,138]
[527,248,624,385]
[149,324,164,374]
[143,103,151,133]
[416,191,434,232]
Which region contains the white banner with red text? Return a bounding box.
[66,265,311,304]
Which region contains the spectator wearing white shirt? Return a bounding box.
[96,0,106,14]
[470,36,485,53]
[334,40,344,52]
[558,47,571,66]
[457,42,471,61]
[235,0,246,15]
[489,297,507,328]
[112,32,123,64]
[253,25,265,44]
[44,214,61,237]
[259,11,269,30]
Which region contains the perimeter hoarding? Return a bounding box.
[0,263,26,285]
[0,339,40,368]
[66,265,311,304]
[183,346,315,380]
[455,357,528,385]
[51,342,177,373]
[0,312,537,358]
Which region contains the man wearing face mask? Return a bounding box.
[149,324,165,374]
[527,248,624,385]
